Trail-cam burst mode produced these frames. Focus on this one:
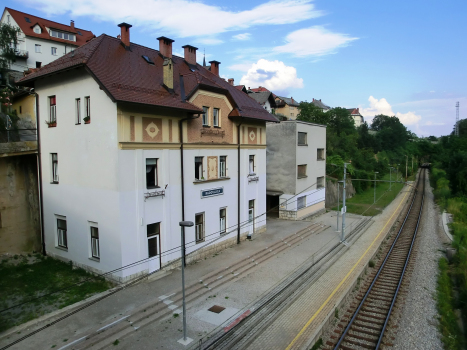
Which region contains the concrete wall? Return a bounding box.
[266,122,296,195]
[0,154,41,253]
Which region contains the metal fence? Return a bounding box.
[0,129,37,143]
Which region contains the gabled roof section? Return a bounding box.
[311,98,330,110]
[5,7,95,47]
[18,33,278,122]
[275,96,300,107]
[248,91,276,108]
[346,108,362,115]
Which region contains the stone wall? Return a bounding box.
[325,177,356,208]
[0,154,41,253]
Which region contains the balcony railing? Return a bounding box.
[14,49,29,58]
[0,129,37,143]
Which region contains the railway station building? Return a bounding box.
[18,24,278,281]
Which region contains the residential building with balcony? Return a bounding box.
[266,121,326,220]
[18,24,278,281]
[0,7,94,74]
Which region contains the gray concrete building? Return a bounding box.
[266,121,326,220]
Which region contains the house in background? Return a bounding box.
[311,98,331,112]
[247,90,277,114]
[18,24,278,281]
[275,96,300,120]
[347,108,364,127]
[266,121,326,220]
[0,7,94,75]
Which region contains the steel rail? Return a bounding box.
[201,218,372,350]
[375,171,425,349]
[333,169,424,350]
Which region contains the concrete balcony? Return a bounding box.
[14,49,29,59]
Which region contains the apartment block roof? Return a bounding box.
[275,96,300,107]
[311,98,330,110]
[19,34,278,122]
[5,7,95,47]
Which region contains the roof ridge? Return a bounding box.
[83,34,106,64]
[5,7,91,32]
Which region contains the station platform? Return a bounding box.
[0,186,410,350]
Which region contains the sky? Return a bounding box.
[7,0,467,137]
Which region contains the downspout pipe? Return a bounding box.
[179,113,200,266]
[31,91,46,256]
[237,119,243,244]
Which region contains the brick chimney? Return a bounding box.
[228,78,234,86]
[157,36,174,58]
[209,60,220,76]
[182,45,198,65]
[118,23,132,48]
[70,20,75,31]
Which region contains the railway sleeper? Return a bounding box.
[361,305,390,317]
[342,337,376,349]
[357,312,386,322]
[348,326,381,339]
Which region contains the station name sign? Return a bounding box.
[201,187,224,199]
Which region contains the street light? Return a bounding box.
[405,155,408,182]
[389,167,393,191]
[374,172,379,204]
[178,221,194,346]
[336,180,343,232]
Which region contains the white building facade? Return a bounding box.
[20,28,276,281]
[266,121,326,220]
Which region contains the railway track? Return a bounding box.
[325,168,426,350]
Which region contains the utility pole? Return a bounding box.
[374,172,379,204]
[405,155,408,182]
[412,156,413,174]
[336,181,341,232]
[456,102,460,136]
[178,221,194,346]
[389,167,392,191]
[341,163,349,242]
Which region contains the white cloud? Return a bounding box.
[30,0,322,38]
[232,33,251,41]
[228,63,255,72]
[239,59,303,93]
[360,96,422,126]
[273,26,358,57]
[195,37,224,45]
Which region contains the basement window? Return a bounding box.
[142,55,154,65]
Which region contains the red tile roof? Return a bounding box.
[250,86,270,93]
[18,34,278,122]
[347,108,361,115]
[6,7,95,47]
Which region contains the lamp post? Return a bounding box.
[374,172,379,204]
[178,221,194,346]
[405,155,408,182]
[336,181,342,232]
[389,167,393,191]
[342,163,350,242]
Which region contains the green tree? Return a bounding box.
[370,114,409,151]
[0,23,21,84]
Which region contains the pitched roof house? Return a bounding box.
[247,90,277,114]
[18,24,277,281]
[311,98,331,112]
[275,96,300,120]
[347,108,364,127]
[1,7,94,73]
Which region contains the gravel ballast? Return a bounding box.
[392,172,445,349]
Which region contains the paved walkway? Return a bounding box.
[0,211,364,350]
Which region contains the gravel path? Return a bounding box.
[392,172,445,350]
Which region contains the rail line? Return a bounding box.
[326,168,426,350]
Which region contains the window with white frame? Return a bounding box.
[298,132,307,146]
[195,213,205,242]
[219,208,226,234]
[49,96,56,123]
[219,156,227,178]
[57,217,67,248]
[317,176,325,188]
[297,164,307,178]
[51,47,57,56]
[147,222,160,258]
[51,153,58,183]
[195,157,203,180]
[90,226,100,259]
[146,158,158,188]
[297,196,306,210]
[317,148,325,160]
[75,98,81,124]
[35,44,41,53]
[84,96,91,123]
[213,108,219,127]
[202,106,209,126]
[33,25,41,34]
[50,29,76,41]
[249,155,255,174]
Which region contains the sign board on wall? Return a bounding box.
[201,187,224,199]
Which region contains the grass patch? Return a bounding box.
[331,173,405,216]
[0,255,111,332]
[309,338,323,350]
[436,258,463,350]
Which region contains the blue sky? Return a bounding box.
[9,0,467,136]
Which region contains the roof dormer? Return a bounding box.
[33,24,41,34]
